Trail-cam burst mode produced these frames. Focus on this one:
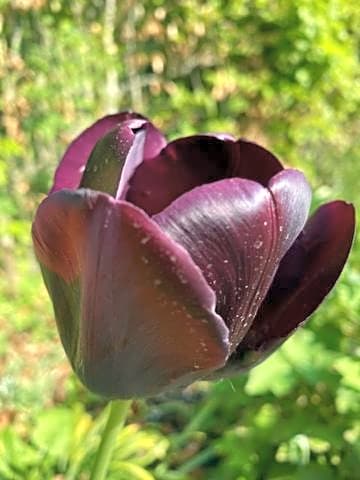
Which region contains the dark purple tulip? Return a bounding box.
[32,112,355,398]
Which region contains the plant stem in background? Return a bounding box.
[173,397,218,449]
[90,399,132,480]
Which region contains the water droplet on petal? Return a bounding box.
[141,236,150,244]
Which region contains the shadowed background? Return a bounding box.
[0,1,359,479]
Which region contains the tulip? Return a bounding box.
[32,112,355,399]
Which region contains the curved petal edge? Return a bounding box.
[218,200,355,376]
[50,112,166,194]
[32,189,230,398]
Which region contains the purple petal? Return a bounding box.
[220,200,355,375]
[154,170,311,350]
[115,124,150,200]
[126,135,231,215]
[126,136,283,215]
[32,190,229,398]
[231,139,283,185]
[79,120,139,196]
[50,112,166,193]
[79,120,152,199]
[203,133,236,141]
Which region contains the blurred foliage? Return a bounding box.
[0,0,359,479]
[0,403,169,479]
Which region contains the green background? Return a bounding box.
[0,0,359,478]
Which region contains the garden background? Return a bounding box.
[0,0,359,479]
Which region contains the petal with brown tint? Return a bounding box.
[32,189,229,398]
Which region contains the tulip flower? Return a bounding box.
[32,112,355,399]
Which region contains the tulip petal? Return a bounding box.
[219,200,355,375]
[51,112,166,193]
[79,120,138,196]
[154,170,311,350]
[126,135,230,215]
[32,190,229,398]
[79,120,152,199]
[126,136,283,215]
[204,133,235,141]
[231,139,283,185]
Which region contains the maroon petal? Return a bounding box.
[79,120,153,199]
[126,135,230,215]
[154,170,311,350]
[204,133,236,141]
[79,120,138,196]
[231,139,283,185]
[126,136,283,215]
[220,200,355,375]
[32,190,229,398]
[50,112,166,193]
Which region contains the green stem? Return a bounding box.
[172,398,218,449]
[178,446,216,474]
[89,399,131,480]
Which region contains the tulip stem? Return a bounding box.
[90,399,132,480]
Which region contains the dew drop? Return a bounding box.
[254,239,263,249]
[141,236,150,245]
